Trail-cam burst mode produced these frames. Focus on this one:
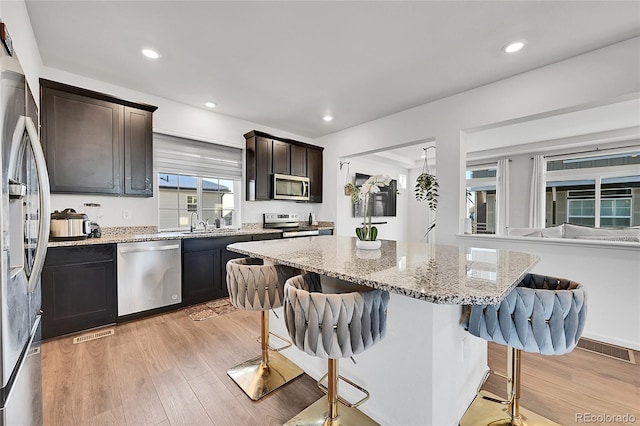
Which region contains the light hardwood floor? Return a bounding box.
[42,309,323,426]
[484,342,640,425]
[42,308,640,426]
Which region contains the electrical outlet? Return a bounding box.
[122,209,131,220]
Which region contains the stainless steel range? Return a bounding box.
[263,213,319,238]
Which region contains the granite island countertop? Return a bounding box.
[227,235,539,305]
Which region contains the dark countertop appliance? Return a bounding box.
[263,213,319,238]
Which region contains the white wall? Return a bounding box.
[316,37,640,246]
[0,1,43,104]
[335,156,409,241]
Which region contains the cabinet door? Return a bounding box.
[124,106,153,196]
[41,87,123,194]
[255,137,272,200]
[42,246,116,339]
[290,145,307,177]
[272,140,291,175]
[307,147,323,203]
[182,248,223,305]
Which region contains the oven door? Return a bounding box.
[273,174,309,201]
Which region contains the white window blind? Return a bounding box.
[153,133,242,179]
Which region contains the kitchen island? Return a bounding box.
[227,236,538,425]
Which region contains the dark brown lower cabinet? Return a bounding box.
[42,244,116,339]
[182,233,282,306]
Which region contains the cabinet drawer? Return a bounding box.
[182,235,252,253]
[45,244,115,266]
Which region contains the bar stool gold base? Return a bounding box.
[227,351,303,401]
[459,392,561,426]
[285,397,379,426]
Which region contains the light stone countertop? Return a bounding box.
[227,235,539,305]
[47,223,335,248]
[47,228,285,248]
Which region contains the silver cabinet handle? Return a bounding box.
[119,244,180,254]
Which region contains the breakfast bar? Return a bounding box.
[228,235,539,425]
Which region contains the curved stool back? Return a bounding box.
[224,257,302,401]
[283,272,390,425]
[466,274,586,356]
[284,272,389,359]
[226,257,299,311]
[460,273,587,426]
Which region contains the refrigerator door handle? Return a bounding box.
[9,117,51,293]
[27,117,51,293]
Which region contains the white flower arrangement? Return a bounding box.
[346,174,392,241]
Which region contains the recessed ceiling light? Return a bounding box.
[205,102,217,109]
[142,48,160,59]
[323,115,333,122]
[503,40,526,54]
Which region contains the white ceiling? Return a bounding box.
[26,1,640,139]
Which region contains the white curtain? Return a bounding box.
[495,159,510,236]
[529,155,546,228]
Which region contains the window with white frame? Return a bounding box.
[545,149,640,228]
[154,133,242,231]
[466,165,497,234]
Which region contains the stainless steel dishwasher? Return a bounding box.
[117,240,182,316]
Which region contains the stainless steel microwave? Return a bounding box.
[273,174,310,201]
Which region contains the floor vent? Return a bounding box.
[72,328,115,344]
[576,338,636,364]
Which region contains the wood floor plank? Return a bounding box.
[113,338,168,425]
[42,337,83,426]
[163,311,216,380]
[134,320,179,376]
[151,368,213,425]
[84,405,127,426]
[189,370,262,426]
[77,338,124,422]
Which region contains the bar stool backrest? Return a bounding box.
[466,273,587,356]
[284,273,390,359]
[226,257,300,311]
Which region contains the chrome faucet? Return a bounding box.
[190,212,200,232]
[199,218,210,231]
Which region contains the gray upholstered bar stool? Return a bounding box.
[460,273,587,426]
[283,272,390,426]
[225,257,303,400]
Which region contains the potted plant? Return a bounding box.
[348,174,392,249]
[415,170,439,237]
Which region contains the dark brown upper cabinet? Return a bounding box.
[244,130,323,203]
[123,106,153,195]
[272,140,291,175]
[246,135,273,200]
[307,147,323,203]
[40,79,157,197]
[290,144,307,177]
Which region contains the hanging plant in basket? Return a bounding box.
[414,172,439,210]
[415,146,439,239]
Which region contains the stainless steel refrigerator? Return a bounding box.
[0,23,50,425]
